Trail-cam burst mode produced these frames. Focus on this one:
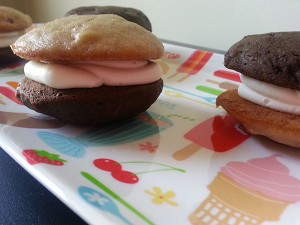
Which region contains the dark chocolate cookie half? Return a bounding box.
[16,78,163,125]
[65,6,152,31]
[224,32,300,90]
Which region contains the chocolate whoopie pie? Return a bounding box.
[217,32,300,148]
[65,5,152,31]
[11,14,164,125]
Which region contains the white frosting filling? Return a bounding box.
[24,60,162,89]
[238,74,300,115]
[0,31,24,48]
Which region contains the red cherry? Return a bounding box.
[111,170,139,184]
[93,158,122,172]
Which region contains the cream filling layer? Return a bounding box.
[0,31,24,48]
[238,74,300,115]
[24,60,162,89]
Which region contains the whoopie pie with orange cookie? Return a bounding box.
[217,32,300,148]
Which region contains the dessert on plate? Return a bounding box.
[11,14,164,125]
[217,32,300,147]
[65,5,152,31]
[0,6,32,66]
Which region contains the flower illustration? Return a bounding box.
[139,141,158,153]
[145,186,178,206]
[83,191,109,206]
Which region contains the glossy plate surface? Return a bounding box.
[1,43,300,225]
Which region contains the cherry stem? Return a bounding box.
[135,168,184,175]
[120,161,185,173]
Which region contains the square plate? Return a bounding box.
[1,43,300,225]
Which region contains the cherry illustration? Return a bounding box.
[111,170,139,184]
[93,158,185,184]
[94,158,122,172]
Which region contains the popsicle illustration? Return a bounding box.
[213,70,241,83]
[206,79,239,90]
[0,96,4,105]
[163,51,181,60]
[0,82,22,105]
[168,50,213,82]
[173,115,250,161]
[38,111,173,158]
[196,85,223,96]
[157,59,170,75]
[164,89,217,107]
[6,81,19,89]
[0,86,22,105]
[196,69,241,96]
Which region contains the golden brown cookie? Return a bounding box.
[0,6,32,32]
[11,14,163,62]
[216,89,300,148]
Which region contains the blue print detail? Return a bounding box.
[78,186,133,225]
[37,132,85,158]
[37,111,173,157]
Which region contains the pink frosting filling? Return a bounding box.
[24,60,162,89]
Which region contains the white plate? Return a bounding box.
[1,43,300,225]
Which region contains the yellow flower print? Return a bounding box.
[145,186,178,206]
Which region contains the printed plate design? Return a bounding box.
[0,43,300,225]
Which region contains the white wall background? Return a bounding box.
[1,0,300,51]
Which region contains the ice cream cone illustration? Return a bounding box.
[189,155,300,225]
[168,50,213,82]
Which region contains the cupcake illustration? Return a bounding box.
[189,155,300,225]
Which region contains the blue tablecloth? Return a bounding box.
[0,147,87,225]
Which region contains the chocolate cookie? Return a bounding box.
[17,78,163,125]
[65,6,152,31]
[224,32,300,90]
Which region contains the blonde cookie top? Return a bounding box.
[0,6,32,32]
[11,14,164,62]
